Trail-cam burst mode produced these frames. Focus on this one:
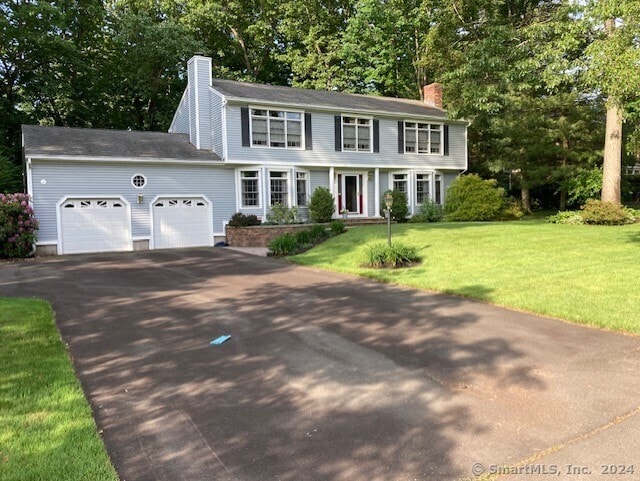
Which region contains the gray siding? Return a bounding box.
[169,91,190,134]
[187,57,213,150]
[210,89,224,158]
[225,104,467,171]
[30,161,237,246]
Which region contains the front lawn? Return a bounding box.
[0,298,118,481]
[291,220,640,334]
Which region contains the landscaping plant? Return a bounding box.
[381,189,409,222]
[266,203,299,224]
[0,193,38,258]
[308,187,335,223]
[366,242,421,268]
[444,174,505,221]
[228,212,261,227]
[268,233,299,255]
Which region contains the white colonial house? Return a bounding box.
[23,55,468,255]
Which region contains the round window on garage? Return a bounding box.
[131,174,147,189]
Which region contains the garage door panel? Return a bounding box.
[59,198,132,254]
[152,197,213,250]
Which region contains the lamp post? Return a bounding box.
[384,192,393,246]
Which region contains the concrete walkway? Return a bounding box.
[1,248,639,481]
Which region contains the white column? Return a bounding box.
[329,166,336,218]
[374,168,380,217]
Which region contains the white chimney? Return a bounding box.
[187,55,212,149]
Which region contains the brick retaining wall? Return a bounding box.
[225,224,317,247]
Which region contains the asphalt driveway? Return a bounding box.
[1,248,639,481]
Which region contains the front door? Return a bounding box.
[338,174,363,215]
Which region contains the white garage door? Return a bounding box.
[59,197,132,254]
[151,196,213,249]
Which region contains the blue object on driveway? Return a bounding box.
[210,335,231,345]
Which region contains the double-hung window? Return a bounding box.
[404,122,442,154]
[269,171,289,206]
[251,109,303,148]
[240,170,260,207]
[392,173,408,195]
[415,173,431,204]
[434,174,442,204]
[342,116,371,152]
[295,172,308,207]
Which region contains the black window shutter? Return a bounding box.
[305,113,312,150]
[444,124,449,156]
[373,119,380,153]
[241,107,250,147]
[397,121,404,154]
[334,115,342,151]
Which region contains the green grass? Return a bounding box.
[0,298,118,481]
[291,219,640,334]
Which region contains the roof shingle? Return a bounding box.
[210,79,448,119]
[22,125,221,161]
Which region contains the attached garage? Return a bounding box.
[57,196,132,254]
[150,196,213,249]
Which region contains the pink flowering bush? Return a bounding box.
[0,193,39,258]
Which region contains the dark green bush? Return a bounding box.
[580,199,637,225]
[308,187,335,223]
[330,220,346,235]
[295,229,313,245]
[309,224,328,240]
[366,242,421,268]
[268,233,298,255]
[229,212,261,227]
[381,190,409,222]
[266,203,299,224]
[444,174,505,221]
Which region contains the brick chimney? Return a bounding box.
[423,83,443,109]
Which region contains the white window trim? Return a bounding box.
[237,168,262,209]
[249,106,305,150]
[414,171,434,206]
[334,170,370,218]
[389,171,411,202]
[131,173,147,189]
[403,121,444,155]
[294,169,310,207]
[434,172,444,205]
[267,169,291,207]
[341,115,373,153]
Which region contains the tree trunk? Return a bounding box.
[559,188,567,211]
[601,18,623,205]
[521,187,531,213]
[601,99,623,204]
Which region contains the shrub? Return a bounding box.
[499,198,525,220]
[580,199,637,225]
[330,220,346,235]
[266,203,299,224]
[0,193,39,258]
[228,212,261,227]
[295,229,313,245]
[381,190,409,222]
[546,211,585,225]
[308,187,335,223]
[444,174,505,221]
[268,233,298,256]
[411,198,443,223]
[366,242,421,268]
[308,224,328,241]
